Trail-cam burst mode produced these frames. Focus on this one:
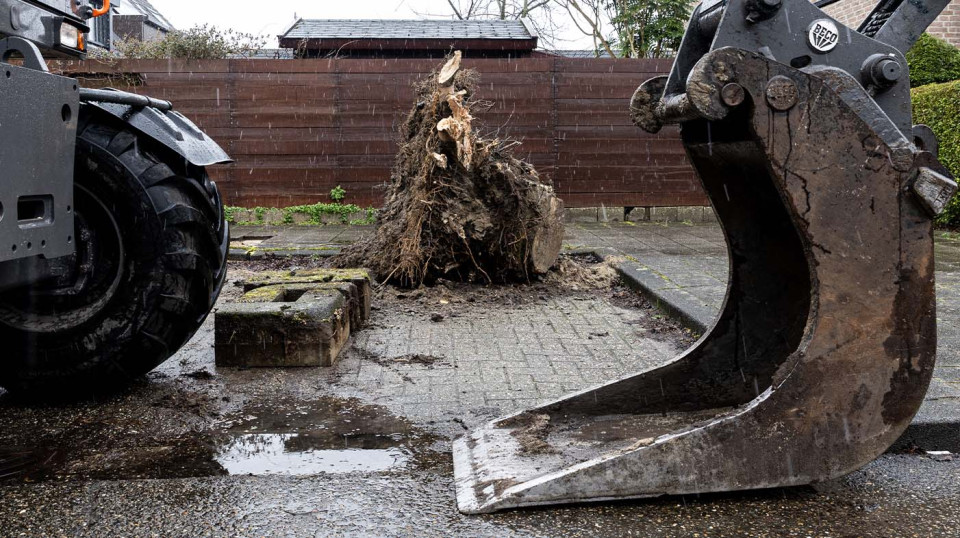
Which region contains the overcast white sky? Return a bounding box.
[148,0,597,49]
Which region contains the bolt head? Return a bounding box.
[746,0,782,22]
[862,55,903,88]
[720,83,745,107]
[765,76,798,111]
[874,58,902,84]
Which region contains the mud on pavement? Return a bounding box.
[0,254,691,485]
[1,255,960,536]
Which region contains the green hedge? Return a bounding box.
[907,33,960,87]
[913,79,960,227]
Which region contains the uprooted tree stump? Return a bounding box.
[334,51,565,287]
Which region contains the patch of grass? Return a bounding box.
[938,230,960,241]
[225,204,377,226]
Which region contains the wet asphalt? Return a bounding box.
[1,450,958,536]
[0,255,958,536]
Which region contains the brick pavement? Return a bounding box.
[327,294,684,425]
[230,222,960,448]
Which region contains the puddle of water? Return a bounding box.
[212,396,441,476]
[232,239,265,249]
[216,434,409,475]
[0,448,45,481]
[0,396,443,483]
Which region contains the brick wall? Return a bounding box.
[820,0,960,47]
[927,1,960,46]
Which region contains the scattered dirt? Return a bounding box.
[608,286,697,344]
[0,252,694,485]
[0,384,222,482]
[0,390,447,483]
[343,253,696,350]
[499,413,556,455]
[231,256,330,275]
[394,354,449,367]
[184,369,215,381]
[355,349,451,375]
[543,254,620,290]
[214,395,447,472]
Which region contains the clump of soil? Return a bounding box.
[334,51,565,287]
[544,254,620,290]
[393,354,449,367]
[358,350,451,371]
[369,254,617,308]
[499,413,556,455]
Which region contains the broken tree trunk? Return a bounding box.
[334,52,565,287]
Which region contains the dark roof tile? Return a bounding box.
[281,19,533,41]
[118,0,175,31]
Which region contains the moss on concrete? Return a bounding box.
[237,285,288,303]
[245,268,372,290]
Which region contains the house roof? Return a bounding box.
[229,48,296,60]
[279,19,538,51]
[541,49,615,58]
[115,0,175,32]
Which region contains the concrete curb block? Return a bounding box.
[571,248,960,453]
[214,269,373,369]
[228,248,342,261]
[215,292,350,368]
[612,263,712,334]
[567,247,713,333]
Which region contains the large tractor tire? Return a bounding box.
[0,111,228,399]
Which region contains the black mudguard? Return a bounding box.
[81,101,231,167]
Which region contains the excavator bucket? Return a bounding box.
[453,0,958,513]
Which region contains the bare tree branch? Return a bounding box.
[447,0,465,19]
[559,0,616,57]
[435,0,608,50]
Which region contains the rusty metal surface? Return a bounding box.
[453,0,955,513]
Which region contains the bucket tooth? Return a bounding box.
[453,45,948,513]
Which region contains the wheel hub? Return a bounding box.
[0,184,125,332]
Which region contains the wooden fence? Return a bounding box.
[58,58,705,209]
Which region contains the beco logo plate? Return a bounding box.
[808,19,839,52]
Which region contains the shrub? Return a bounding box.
[906,33,960,87]
[913,79,960,227]
[92,25,266,60]
[330,185,346,203]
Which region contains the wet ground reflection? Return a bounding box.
[216,433,410,475]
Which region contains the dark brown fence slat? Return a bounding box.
[60,57,703,208]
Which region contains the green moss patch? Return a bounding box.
[243,268,372,291]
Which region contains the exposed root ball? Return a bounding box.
[334,52,565,287]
